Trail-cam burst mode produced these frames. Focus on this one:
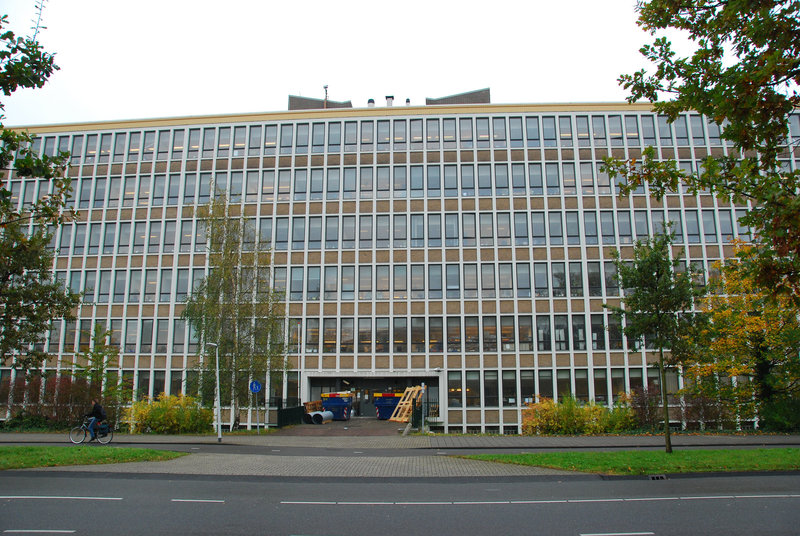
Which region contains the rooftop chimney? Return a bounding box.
[386,95,394,107]
[368,98,375,108]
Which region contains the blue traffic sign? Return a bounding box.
[249,380,262,393]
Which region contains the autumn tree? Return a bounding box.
[606,231,701,452]
[181,193,286,428]
[604,0,800,300]
[679,245,800,431]
[1,11,79,376]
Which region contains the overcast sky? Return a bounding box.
[3,0,652,127]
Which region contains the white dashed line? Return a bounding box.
[580,533,654,536]
[171,499,225,503]
[4,531,76,534]
[0,496,122,501]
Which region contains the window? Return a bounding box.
[526,116,540,147]
[519,316,534,351]
[551,262,566,297]
[542,116,557,147]
[591,314,606,350]
[572,314,586,350]
[465,371,481,407]
[323,266,337,300]
[358,266,371,300]
[548,212,563,245]
[322,319,337,353]
[496,213,511,246]
[411,317,426,353]
[495,164,509,196]
[554,315,569,351]
[483,316,497,352]
[604,261,619,296]
[702,210,718,243]
[307,267,320,301]
[393,265,407,299]
[429,317,443,352]
[446,264,460,299]
[534,263,548,297]
[463,264,478,299]
[516,263,531,298]
[375,318,389,353]
[600,211,616,244]
[340,318,354,353]
[462,213,476,246]
[584,212,598,244]
[484,370,499,406]
[393,317,407,353]
[481,263,495,298]
[461,164,475,196]
[358,318,372,354]
[447,317,461,352]
[341,266,355,300]
[536,316,551,351]
[448,371,463,407]
[478,165,492,196]
[587,262,603,296]
[500,316,515,352]
[428,214,441,247]
[531,212,546,245]
[498,263,513,298]
[464,317,480,352]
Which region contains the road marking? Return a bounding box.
[580,533,654,536]
[353,451,363,454]
[4,531,76,534]
[271,449,281,452]
[281,494,800,507]
[190,447,200,450]
[0,496,122,501]
[171,499,225,503]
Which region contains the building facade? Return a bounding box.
[5,95,798,432]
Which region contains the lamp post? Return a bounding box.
[205,342,222,443]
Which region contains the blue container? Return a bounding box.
[320,392,353,421]
[373,393,403,420]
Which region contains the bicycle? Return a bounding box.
[69,418,113,444]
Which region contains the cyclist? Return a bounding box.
[85,399,106,441]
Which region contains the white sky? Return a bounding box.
[3,0,652,127]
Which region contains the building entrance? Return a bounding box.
[308,376,439,419]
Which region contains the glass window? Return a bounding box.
[534,263,549,297]
[465,371,481,407]
[584,212,598,245]
[531,211,546,245]
[536,316,551,351]
[463,264,478,299]
[542,116,557,147]
[587,262,603,296]
[526,116,540,147]
[459,118,473,149]
[558,116,573,147]
[572,314,586,351]
[481,263,495,298]
[393,317,407,353]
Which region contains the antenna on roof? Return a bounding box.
[323,85,328,109]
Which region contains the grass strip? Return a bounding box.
[465,448,800,475]
[0,445,186,471]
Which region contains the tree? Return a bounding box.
[182,193,286,428]
[606,231,701,452]
[678,245,800,431]
[604,0,800,300]
[0,12,79,375]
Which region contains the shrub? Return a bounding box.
[521,396,637,435]
[125,394,213,434]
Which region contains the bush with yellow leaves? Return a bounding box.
[521,395,637,435]
[126,393,213,434]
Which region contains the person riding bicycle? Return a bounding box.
[85,399,106,441]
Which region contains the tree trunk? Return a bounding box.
[659,346,673,454]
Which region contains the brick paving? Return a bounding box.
[3,422,799,478]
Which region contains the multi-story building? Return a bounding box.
[4,89,796,432]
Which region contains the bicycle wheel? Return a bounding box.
[96,428,113,444]
[69,426,86,444]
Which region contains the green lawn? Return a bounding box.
[0,446,187,470]
[465,448,800,475]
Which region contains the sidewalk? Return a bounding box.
[3,430,799,478]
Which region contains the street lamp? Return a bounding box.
[205,342,222,443]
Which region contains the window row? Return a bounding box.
[50,207,749,259]
[446,366,676,407]
[286,313,651,355]
[34,111,797,167]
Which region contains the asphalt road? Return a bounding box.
[2,472,799,535]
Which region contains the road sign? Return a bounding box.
[249,380,262,393]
